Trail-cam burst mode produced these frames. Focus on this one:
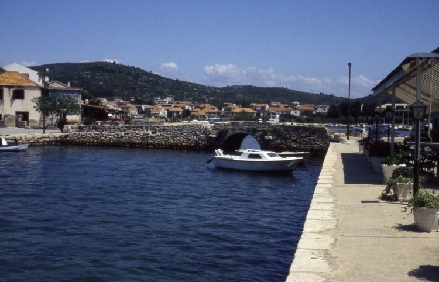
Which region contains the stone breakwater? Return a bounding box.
[1,122,331,155]
[2,124,212,150]
[61,124,212,149]
[2,132,65,146]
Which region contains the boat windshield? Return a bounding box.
[267,152,279,157]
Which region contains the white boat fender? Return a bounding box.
[1,137,8,146]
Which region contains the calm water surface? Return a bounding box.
[0,145,322,282]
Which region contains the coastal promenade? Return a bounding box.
[287,139,439,281]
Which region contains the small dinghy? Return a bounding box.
[0,137,28,152]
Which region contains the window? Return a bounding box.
[12,89,24,99]
[267,153,279,158]
[248,154,262,159]
[0,88,3,100]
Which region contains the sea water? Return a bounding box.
[0,145,322,282]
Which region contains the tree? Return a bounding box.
[31,96,51,133]
[339,100,363,123]
[326,104,341,119]
[182,109,192,119]
[362,102,378,117]
[350,101,363,123]
[32,94,80,132]
[50,94,81,131]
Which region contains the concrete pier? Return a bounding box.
[286,139,439,281]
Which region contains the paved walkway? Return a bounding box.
[0,128,60,135]
[287,139,439,282]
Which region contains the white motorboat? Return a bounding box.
[212,149,302,173]
[0,137,28,152]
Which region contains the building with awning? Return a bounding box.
[372,47,439,129]
[81,104,124,123]
[372,47,439,191]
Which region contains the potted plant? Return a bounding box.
[380,150,409,183]
[382,167,414,201]
[405,190,439,232]
[358,137,368,154]
[368,141,390,172]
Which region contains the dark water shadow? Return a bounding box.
[408,265,439,281]
[341,153,383,185]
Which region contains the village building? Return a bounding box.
[250,103,270,117]
[297,104,316,116]
[155,97,174,105]
[0,71,41,127]
[1,63,47,86]
[315,104,330,115]
[151,105,168,118]
[46,81,83,124]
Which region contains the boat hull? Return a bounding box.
[213,157,299,172]
[0,143,28,152]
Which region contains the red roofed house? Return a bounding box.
[0,71,41,127]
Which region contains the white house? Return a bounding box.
[155,97,174,105]
[2,63,48,86]
[0,71,41,127]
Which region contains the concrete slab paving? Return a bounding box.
[286,140,439,282]
[297,234,334,250]
[285,272,325,282]
[305,210,336,220]
[289,249,331,273]
[303,219,337,232]
[309,202,334,210]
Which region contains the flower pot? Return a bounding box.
[413,207,439,232]
[382,164,406,184]
[392,183,413,201]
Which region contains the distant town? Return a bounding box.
[1,62,405,129]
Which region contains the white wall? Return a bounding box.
[0,87,41,126]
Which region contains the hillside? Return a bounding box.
[31,62,370,106]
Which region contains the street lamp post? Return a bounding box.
[374,111,381,144]
[40,68,48,134]
[367,115,374,149]
[410,101,427,195]
[347,62,351,140]
[367,116,373,140]
[384,106,394,145]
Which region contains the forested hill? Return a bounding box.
[31,61,368,106]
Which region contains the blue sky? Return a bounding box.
[1,0,438,99]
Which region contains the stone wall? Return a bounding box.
[211,122,330,155]
[2,132,65,146]
[2,122,331,155]
[262,125,330,154]
[60,124,212,149]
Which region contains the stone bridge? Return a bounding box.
[209,122,330,155]
[2,122,331,155]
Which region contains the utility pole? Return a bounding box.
[347,62,351,140]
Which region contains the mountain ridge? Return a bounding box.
[30,61,367,106]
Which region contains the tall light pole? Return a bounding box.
[411,101,426,195]
[40,68,48,134]
[347,62,351,140]
[384,106,394,145]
